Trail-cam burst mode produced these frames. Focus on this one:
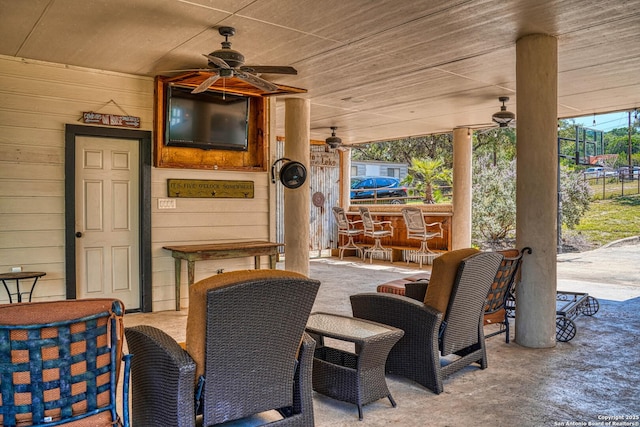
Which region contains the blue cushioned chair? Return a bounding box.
[0,299,131,427]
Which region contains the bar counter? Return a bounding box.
[344,204,453,261]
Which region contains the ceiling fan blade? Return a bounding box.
[191,73,221,94]
[203,54,231,69]
[458,123,497,130]
[159,68,214,73]
[240,65,297,75]
[235,70,279,92]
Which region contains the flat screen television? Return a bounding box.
[165,85,249,151]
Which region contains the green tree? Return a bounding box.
[403,158,452,203]
[351,134,453,166]
[473,127,516,165]
[350,124,594,246]
[604,127,639,167]
[471,129,593,245]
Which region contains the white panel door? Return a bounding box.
[75,136,140,309]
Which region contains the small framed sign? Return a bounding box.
[167,179,254,198]
[82,112,141,128]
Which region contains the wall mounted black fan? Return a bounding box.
[271,158,307,189]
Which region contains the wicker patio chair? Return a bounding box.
[0,298,131,427]
[125,270,320,427]
[332,206,364,259]
[377,247,532,343]
[351,250,503,394]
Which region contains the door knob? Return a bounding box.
[75,232,83,238]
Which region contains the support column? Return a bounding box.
[515,34,558,348]
[284,98,310,276]
[339,150,351,208]
[267,98,277,244]
[452,127,472,250]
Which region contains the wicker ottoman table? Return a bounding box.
[305,312,404,420]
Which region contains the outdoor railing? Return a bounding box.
[350,185,453,205]
[584,174,640,199]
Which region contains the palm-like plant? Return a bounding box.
[403,157,452,203]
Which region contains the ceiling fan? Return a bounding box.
[325,126,343,149]
[458,96,517,131]
[491,96,516,128]
[324,126,350,151]
[187,26,297,94]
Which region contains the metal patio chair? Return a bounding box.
[359,207,394,263]
[482,247,531,343]
[332,206,364,259]
[401,207,444,267]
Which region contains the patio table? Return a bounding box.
[0,271,46,303]
[305,312,404,420]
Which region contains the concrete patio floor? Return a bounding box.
[124,241,640,426]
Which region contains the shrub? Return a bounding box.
[472,157,592,245]
[472,155,517,242]
[560,165,593,229]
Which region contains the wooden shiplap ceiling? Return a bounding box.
[1,0,639,145]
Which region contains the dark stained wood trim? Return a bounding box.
[153,76,269,170]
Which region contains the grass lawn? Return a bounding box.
[564,194,640,246]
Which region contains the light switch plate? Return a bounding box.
[158,198,176,209]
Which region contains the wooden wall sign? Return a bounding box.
[167,179,254,198]
[311,151,339,167]
[82,112,141,128]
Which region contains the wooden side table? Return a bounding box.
[0,271,46,303]
[305,312,404,420]
[163,241,284,310]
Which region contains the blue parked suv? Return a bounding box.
[350,176,407,204]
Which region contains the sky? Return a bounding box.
[567,111,636,132]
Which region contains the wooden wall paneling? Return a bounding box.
[0,196,64,214]
[0,55,154,305]
[1,56,278,311]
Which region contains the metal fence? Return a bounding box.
[585,175,640,199]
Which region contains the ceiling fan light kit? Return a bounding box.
[325,126,342,148]
[492,96,516,127]
[208,27,244,67]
